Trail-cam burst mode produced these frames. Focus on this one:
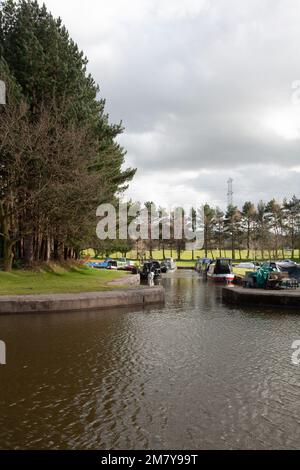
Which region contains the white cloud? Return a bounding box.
[261,107,300,140]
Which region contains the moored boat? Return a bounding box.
[195,258,212,275]
[207,258,235,283]
[140,261,162,281]
[161,258,177,273]
[85,258,117,269]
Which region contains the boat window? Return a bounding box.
[215,260,231,274]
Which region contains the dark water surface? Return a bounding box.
[0,271,300,450]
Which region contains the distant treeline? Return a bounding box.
[90,198,300,261]
[0,1,135,271]
[199,199,300,261]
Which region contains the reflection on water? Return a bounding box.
[0,271,300,449]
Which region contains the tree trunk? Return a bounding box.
[45,238,51,262]
[53,239,64,261]
[291,224,295,259]
[149,241,153,259]
[204,227,208,258]
[24,235,34,265]
[3,239,14,272]
[0,204,15,271]
[177,243,181,261]
[40,237,50,262]
[34,233,42,262]
[247,222,250,259]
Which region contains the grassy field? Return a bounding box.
[125,249,299,261]
[85,249,300,265]
[0,265,128,296]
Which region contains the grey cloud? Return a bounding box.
[40,0,300,207]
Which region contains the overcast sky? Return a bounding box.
[40,0,300,209]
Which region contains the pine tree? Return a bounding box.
[0,0,135,270]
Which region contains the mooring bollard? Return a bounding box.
[0,80,6,105]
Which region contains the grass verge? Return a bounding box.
[0,265,129,296]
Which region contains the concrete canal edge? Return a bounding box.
[0,286,165,315]
[107,273,140,287]
[222,286,300,309]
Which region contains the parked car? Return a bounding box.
[124,261,139,274]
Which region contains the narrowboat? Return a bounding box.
[207,258,235,283]
[140,261,161,281]
[195,258,212,275]
[161,258,177,273]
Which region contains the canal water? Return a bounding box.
[0,271,299,450]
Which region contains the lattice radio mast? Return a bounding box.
[227,178,233,207]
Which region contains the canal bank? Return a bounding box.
[0,266,138,296]
[0,286,165,315]
[222,286,300,308]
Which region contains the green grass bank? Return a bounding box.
[0,265,128,296]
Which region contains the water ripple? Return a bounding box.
[0,271,299,449]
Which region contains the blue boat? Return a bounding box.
[85,258,117,269]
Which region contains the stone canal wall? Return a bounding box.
[222,286,300,309]
[0,286,165,315]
